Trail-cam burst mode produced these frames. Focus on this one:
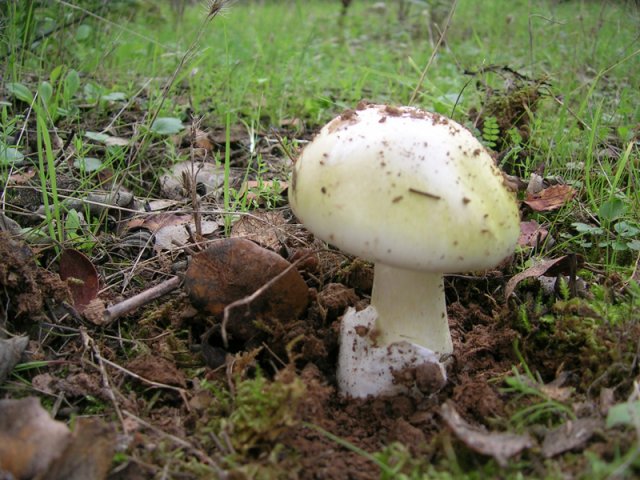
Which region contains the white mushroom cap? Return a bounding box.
[289,104,520,273]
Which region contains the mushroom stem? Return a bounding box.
[371,264,453,354]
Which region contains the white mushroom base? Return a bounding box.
[337,306,447,398]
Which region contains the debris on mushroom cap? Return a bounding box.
[289,104,520,273]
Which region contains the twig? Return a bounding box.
[79,329,126,430]
[99,355,188,398]
[103,275,182,324]
[409,0,458,105]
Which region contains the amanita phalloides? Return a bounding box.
[289,103,520,398]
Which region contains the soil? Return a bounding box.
[0,228,547,478]
[1,117,638,479]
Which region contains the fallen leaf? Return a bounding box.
[8,168,35,184]
[127,212,193,233]
[524,184,576,211]
[0,213,22,235]
[37,417,116,480]
[160,161,224,200]
[0,397,71,479]
[526,173,544,195]
[145,199,180,211]
[280,117,304,130]
[505,255,583,299]
[126,213,220,250]
[0,335,28,384]
[193,128,213,150]
[440,401,533,467]
[539,383,574,402]
[542,418,601,458]
[518,220,548,248]
[59,249,99,313]
[154,218,220,251]
[32,371,110,399]
[185,238,309,342]
[231,210,291,250]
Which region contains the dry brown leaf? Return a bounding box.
[160,161,224,200]
[280,117,304,130]
[184,238,309,342]
[8,168,36,185]
[0,397,71,479]
[539,384,574,402]
[524,184,576,211]
[59,249,99,313]
[156,219,220,251]
[231,210,290,250]
[440,401,533,467]
[0,336,28,384]
[32,371,110,400]
[518,220,549,248]
[38,417,116,480]
[127,212,192,232]
[541,418,601,458]
[194,129,213,150]
[506,258,565,298]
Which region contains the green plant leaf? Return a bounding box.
[606,401,640,428]
[150,117,184,135]
[0,143,24,165]
[76,24,92,41]
[102,92,126,102]
[611,239,628,251]
[627,239,640,251]
[84,131,111,143]
[38,81,54,106]
[598,198,626,223]
[572,222,603,235]
[614,221,639,237]
[83,83,104,102]
[6,83,34,103]
[73,157,103,172]
[64,69,81,98]
[50,65,64,84]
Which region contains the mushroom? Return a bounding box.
[289,103,520,397]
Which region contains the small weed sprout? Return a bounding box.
[480,115,500,148]
[502,366,575,429]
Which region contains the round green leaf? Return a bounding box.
[74,157,103,172]
[0,143,24,165]
[598,198,626,223]
[150,117,184,135]
[76,24,92,41]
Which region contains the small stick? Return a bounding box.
[103,276,182,324]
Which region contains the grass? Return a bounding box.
[1,0,640,478]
